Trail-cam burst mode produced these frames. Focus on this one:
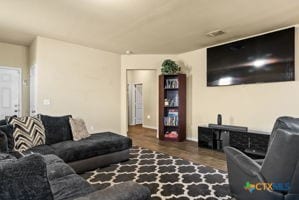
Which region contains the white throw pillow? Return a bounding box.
[69,118,90,141]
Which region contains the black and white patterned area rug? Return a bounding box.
[81,146,231,200]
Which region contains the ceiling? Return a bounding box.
[0,0,299,54]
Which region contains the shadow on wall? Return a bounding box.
[176,61,193,140]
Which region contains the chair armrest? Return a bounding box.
[289,160,299,194]
[75,181,151,200]
[254,159,264,166]
[224,147,284,200]
[224,146,263,180]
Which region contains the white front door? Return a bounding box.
[135,84,143,124]
[0,67,21,119]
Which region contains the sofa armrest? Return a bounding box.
[75,181,151,200]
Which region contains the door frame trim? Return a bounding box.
[0,66,22,116]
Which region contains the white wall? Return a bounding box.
[32,37,121,134]
[120,55,177,134]
[127,70,157,129]
[177,27,299,140]
[0,42,29,115]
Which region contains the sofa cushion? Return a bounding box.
[51,132,132,163]
[0,124,14,151]
[9,116,46,152]
[42,154,76,181]
[0,130,8,153]
[74,181,151,200]
[23,144,56,155]
[69,118,90,141]
[50,174,94,200]
[39,114,73,144]
[0,154,53,200]
[0,153,16,161]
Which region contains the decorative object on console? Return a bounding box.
[161,59,180,74]
[9,116,45,152]
[69,118,90,141]
[159,74,186,141]
[217,114,222,125]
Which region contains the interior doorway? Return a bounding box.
[126,69,158,136]
[0,67,22,119]
[128,84,143,125]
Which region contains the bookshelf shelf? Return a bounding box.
[159,74,186,142]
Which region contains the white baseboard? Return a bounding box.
[142,125,157,130]
[186,136,198,142]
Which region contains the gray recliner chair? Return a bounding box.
[255,116,299,165]
[224,117,299,200]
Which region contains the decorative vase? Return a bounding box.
[217,114,222,125]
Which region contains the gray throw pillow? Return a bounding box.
[0,125,14,151]
[0,130,8,153]
[69,118,90,141]
[0,154,53,200]
[0,119,6,126]
[39,114,73,144]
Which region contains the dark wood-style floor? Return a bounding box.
[127,125,227,171]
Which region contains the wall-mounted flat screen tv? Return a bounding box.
[207,27,295,86]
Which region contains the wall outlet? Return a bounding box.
[147,115,151,119]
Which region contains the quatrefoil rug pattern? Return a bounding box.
[81,146,231,200]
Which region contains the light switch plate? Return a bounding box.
[43,99,51,105]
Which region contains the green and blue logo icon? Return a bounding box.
[244,181,290,193]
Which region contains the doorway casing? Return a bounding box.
[121,68,159,137]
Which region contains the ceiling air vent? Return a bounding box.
[206,30,225,37]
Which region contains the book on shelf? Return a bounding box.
[164,109,179,126]
[165,79,179,89]
[165,131,178,139]
[164,94,179,107]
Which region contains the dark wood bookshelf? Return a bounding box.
[159,74,186,142]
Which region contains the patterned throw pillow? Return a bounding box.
[9,117,46,152]
[69,118,90,141]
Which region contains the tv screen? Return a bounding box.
[207,27,295,86]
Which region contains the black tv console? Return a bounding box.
[198,125,270,158]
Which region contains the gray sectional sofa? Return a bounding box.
[0,115,151,200]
